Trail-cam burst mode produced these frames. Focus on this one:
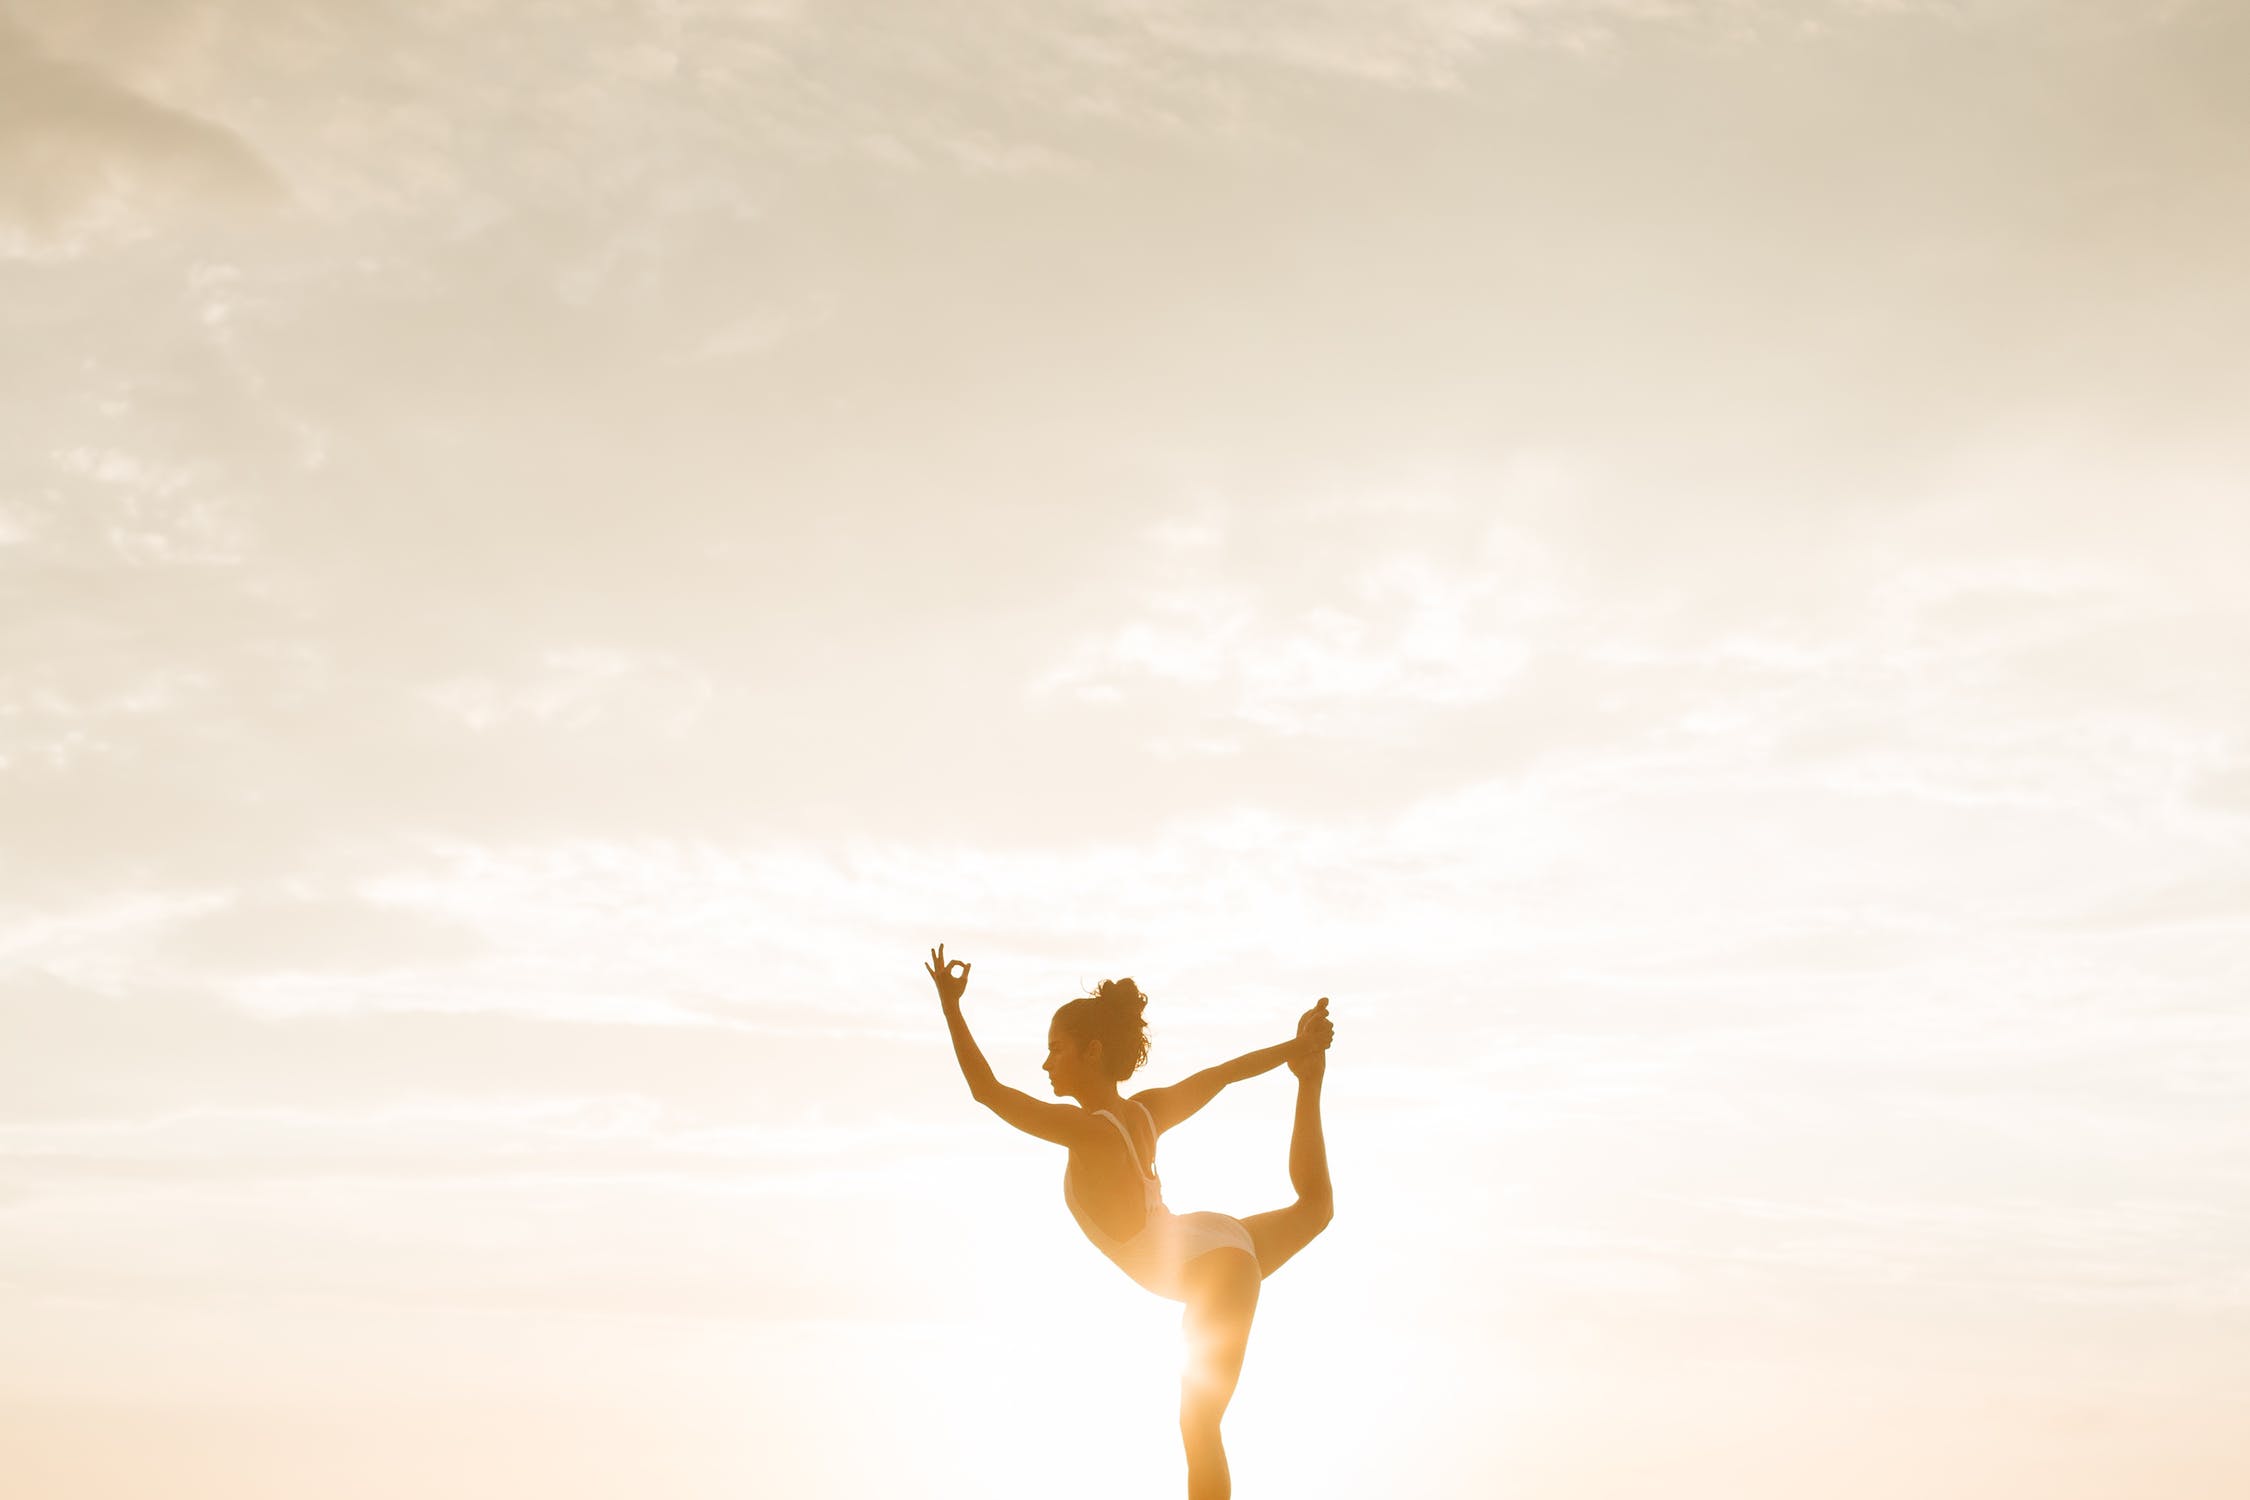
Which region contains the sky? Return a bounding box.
[2,1,2247,1496]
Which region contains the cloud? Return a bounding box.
[1032,480,1579,740]
[1092,0,1646,88]
[0,1095,970,1189]
[0,16,284,257]
[0,0,2074,258]
[156,889,489,974]
[1669,1192,2250,1311]
[424,649,715,735]
[0,969,940,1127]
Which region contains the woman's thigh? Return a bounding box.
[1178,1248,1260,1417]
[1239,1201,1330,1280]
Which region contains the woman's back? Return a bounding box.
[1063,1101,1164,1243]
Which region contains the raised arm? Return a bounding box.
[933,945,998,1097]
[930,944,1098,1150]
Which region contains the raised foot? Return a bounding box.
[1288,997,1333,1079]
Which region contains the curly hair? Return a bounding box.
[1051,977,1152,1081]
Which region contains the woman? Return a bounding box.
[928,942,1335,1500]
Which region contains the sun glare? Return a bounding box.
[930,1113,1439,1496]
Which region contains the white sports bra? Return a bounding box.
[1062,1100,1164,1247]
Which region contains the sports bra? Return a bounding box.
[1062,1100,1164,1246]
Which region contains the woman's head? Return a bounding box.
[1045,978,1152,1094]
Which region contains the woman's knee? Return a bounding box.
[1179,1390,1227,1431]
[1180,1374,1238,1437]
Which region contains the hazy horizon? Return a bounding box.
[4,2,2247,1496]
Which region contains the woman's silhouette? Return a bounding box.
[929,943,1335,1500]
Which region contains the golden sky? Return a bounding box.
[3,2,2247,1496]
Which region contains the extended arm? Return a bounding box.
[1133,1041,1293,1135]
[930,944,1095,1150]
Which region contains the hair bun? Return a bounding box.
[1062,978,1153,1081]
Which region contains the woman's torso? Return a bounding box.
[1064,1102,1163,1243]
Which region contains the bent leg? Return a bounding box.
[1178,1248,1259,1500]
[1242,1068,1333,1279]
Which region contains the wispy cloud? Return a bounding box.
[0,15,284,257]
[1033,474,1581,740]
[425,648,714,735]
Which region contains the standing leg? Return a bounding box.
[1178,1248,1260,1500]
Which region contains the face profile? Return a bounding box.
[1042,1024,1101,1096]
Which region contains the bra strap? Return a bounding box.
[1093,1108,1156,1179]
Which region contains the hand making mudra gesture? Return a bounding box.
[926,943,971,1006]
